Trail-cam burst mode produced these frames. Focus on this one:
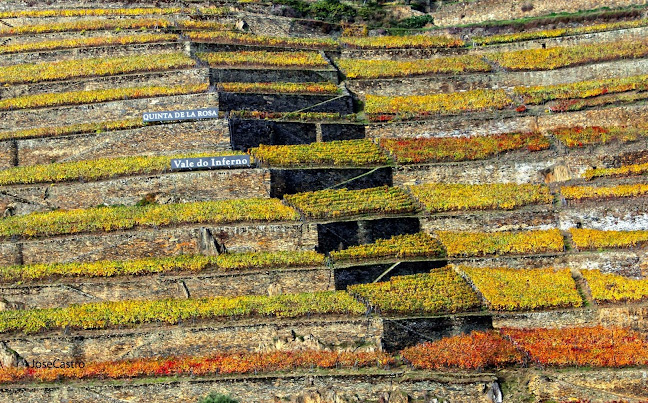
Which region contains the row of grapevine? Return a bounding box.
[365,74,648,119]
[187,31,337,50]
[561,183,648,201]
[251,140,388,167]
[338,39,648,79]
[404,326,648,369]
[284,186,418,219]
[409,183,553,212]
[459,266,583,311]
[0,198,299,239]
[0,53,195,85]
[0,119,144,141]
[0,291,365,334]
[0,83,208,111]
[197,51,330,69]
[0,151,245,185]
[219,82,340,94]
[0,350,393,384]
[0,250,325,283]
[348,267,481,315]
[0,325,644,384]
[0,7,227,18]
[0,33,179,55]
[330,232,444,261]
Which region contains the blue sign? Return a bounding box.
[171,155,250,171]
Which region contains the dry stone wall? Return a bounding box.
[367,104,648,139]
[0,92,219,131]
[0,68,207,99]
[1,316,383,363]
[431,0,648,26]
[0,267,332,310]
[340,26,648,60]
[347,58,648,96]
[0,41,186,66]
[0,372,498,403]
[0,168,271,215]
[0,222,316,267]
[210,67,339,84]
[5,119,231,169]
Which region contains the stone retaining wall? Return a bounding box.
[1,119,230,169]
[431,0,648,26]
[210,67,339,84]
[0,92,219,131]
[346,58,648,96]
[0,41,187,67]
[0,67,207,98]
[0,267,332,310]
[340,26,648,60]
[218,91,353,114]
[0,168,270,215]
[0,221,316,267]
[0,371,497,403]
[0,316,382,363]
[366,104,648,139]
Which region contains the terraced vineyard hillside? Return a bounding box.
[0,0,648,402]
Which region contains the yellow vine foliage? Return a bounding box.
[0,199,299,239]
[197,51,329,68]
[550,126,648,148]
[569,228,648,250]
[460,266,582,311]
[0,7,226,18]
[515,74,648,104]
[251,139,388,167]
[0,33,178,55]
[0,18,172,36]
[348,267,480,314]
[487,39,648,71]
[0,83,208,111]
[409,183,552,212]
[337,55,491,79]
[215,250,325,271]
[0,151,244,185]
[561,183,648,201]
[0,251,325,282]
[582,269,648,303]
[0,119,144,141]
[583,162,648,180]
[340,34,464,49]
[186,31,336,49]
[219,82,339,94]
[472,19,648,45]
[0,291,365,334]
[284,186,418,219]
[330,232,445,261]
[437,229,565,257]
[365,89,512,118]
[0,255,216,283]
[0,53,194,85]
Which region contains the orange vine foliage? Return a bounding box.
[401,331,524,369]
[0,350,394,384]
[503,326,648,367]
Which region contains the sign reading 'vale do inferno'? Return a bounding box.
[143,107,219,122]
[171,155,251,171]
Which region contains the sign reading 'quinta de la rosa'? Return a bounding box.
[171,155,251,171]
[142,107,219,122]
